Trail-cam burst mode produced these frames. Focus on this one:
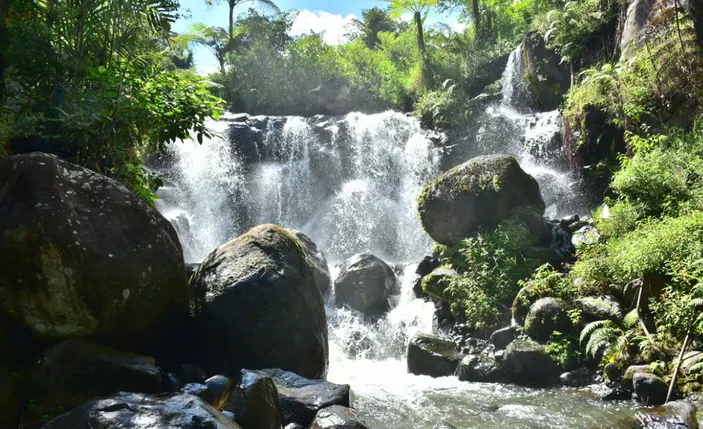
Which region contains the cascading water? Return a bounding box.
[152,49,633,428]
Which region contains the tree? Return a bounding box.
[175,23,229,73]
[348,7,399,49]
[204,0,280,43]
[381,0,440,52]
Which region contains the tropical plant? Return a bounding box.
[580,309,640,365]
[204,0,279,43]
[176,23,229,73]
[380,0,440,51]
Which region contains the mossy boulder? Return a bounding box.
[455,354,506,383]
[191,224,328,379]
[524,297,575,342]
[0,153,188,348]
[421,267,459,298]
[418,154,545,246]
[290,229,331,296]
[633,373,667,405]
[623,365,653,391]
[502,339,559,386]
[522,32,571,111]
[334,253,399,317]
[635,400,698,428]
[407,333,461,377]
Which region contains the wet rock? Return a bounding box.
[575,296,623,323]
[334,253,399,317]
[163,372,185,392]
[290,230,331,296]
[560,368,596,387]
[413,256,441,298]
[191,224,328,379]
[421,267,459,299]
[227,370,282,429]
[433,423,458,429]
[489,326,519,351]
[600,385,632,401]
[433,299,456,334]
[522,32,571,110]
[634,400,698,428]
[633,373,667,405]
[309,405,369,429]
[620,0,658,54]
[183,383,215,405]
[0,153,188,348]
[185,262,200,279]
[206,375,234,409]
[41,392,242,429]
[418,154,545,246]
[502,339,559,386]
[604,363,623,384]
[238,368,351,428]
[407,333,461,377]
[456,354,506,383]
[524,297,575,342]
[26,339,162,410]
[175,363,208,383]
[0,363,19,429]
[623,365,653,390]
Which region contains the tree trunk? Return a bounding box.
[472,0,481,42]
[414,11,425,52]
[228,0,234,43]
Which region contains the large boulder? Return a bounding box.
[290,230,331,296]
[455,354,506,383]
[559,368,596,387]
[26,339,162,409]
[0,153,188,347]
[227,370,282,429]
[418,155,545,245]
[521,32,571,110]
[238,369,351,428]
[309,406,369,429]
[334,253,399,317]
[623,365,653,391]
[407,333,461,377]
[633,373,667,406]
[191,224,328,379]
[524,298,575,342]
[575,296,623,323]
[489,326,519,351]
[502,339,559,386]
[41,393,242,429]
[635,400,699,428]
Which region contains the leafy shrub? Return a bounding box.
[579,310,639,365]
[544,331,583,370]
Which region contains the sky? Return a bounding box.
[173,0,464,74]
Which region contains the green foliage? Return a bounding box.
[651,256,703,340]
[428,217,541,329]
[544,331,582,370]
[579,314,639,365]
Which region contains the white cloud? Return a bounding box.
[289,10,357,45]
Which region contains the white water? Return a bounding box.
[152,46,630,428]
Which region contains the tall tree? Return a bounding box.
[204,0,280,43]
[175,23,229,73]
[348,7,399,49]
[381,0,440,51]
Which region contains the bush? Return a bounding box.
[544,331,583,370]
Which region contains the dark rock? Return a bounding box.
[191,224,328,379]
[502,339,559,386]
[489,326,519,351]
[433,423,458,429]
[334,253,399,317]
[407,333,460,377]
[0,363,19,429]
[41,392,242,429]
[560,215,580,227]
[456,354,506,383]
[575,295,623,323]
[206,375,233,410]
[433,299,456,334]
[623,365,653,391]
[227,370,282,429]
[163,372,185,392]
[633,373,667,405]
[186,262,200,279]
[421,267,459,299]
[284,425,304,429]
[290,230,331,296]
[0,153,188,348]
[175,363,208,383]
[604,363,623,384]
[309,405,369,429]
[600,385,632,401]
[512,284,537,326]
[26,339,162,410]
[418,154,545,246]
[413,256,441,298]
[522,32,571,110]
[560,368,596,387]
[237,368,350,428]
[183,383,215,406]
[635,400,698,428]
[524,297,575,342]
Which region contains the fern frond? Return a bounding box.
[580,319,609,343]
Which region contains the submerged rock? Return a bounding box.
[634,400,698,428]
[560,368,596,387]
[27,339,162,410]
[417,154,545,246]
[334,253,399,317]
[0,153,188,348]
[290,230,331,296]
[309,406,369,429]
[502,339,558,386]
[191,224,328,379]
[227,370,282,429]
[433,423,458,429]
[407,333,461,377]
[633,373,667,406]
[41,392,242,429]
[456,354,506,383]
[524,297,575,342]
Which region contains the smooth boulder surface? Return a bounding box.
[633,373,667,405]
[418,154,545,245]
[290,230,331,296]
[191,224,328,379]
[524,297,575,342]
[41,393,242,429]
[455,354,506,383]
[27,339,162,409]
[502,339,558,386]
[334,253,399,316]
[206,375,234,410]
[227,370,282,429]
[407,333,461,377]
[575,296,623,323]
[635,400,699,428]
[0,153,188,347]
[239,368,351,428]
[309,406,369,429]
[623,365,653,390]
[489,326,518,351]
